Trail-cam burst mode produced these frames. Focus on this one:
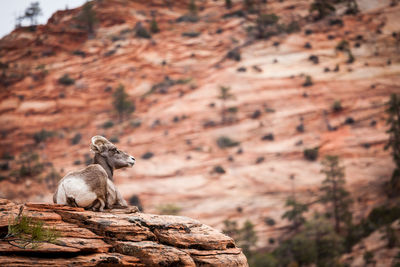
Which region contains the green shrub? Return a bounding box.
[113,84,135,121]
[176,14,199,23]
[227,107,238,113]
[72,50,86,57]
[363,251,375,265]
[75,1,97,35]
[188,0,197,15]
[7,214,59,248]
[109,136,119,143]
[141,152,154,159]
[157,203,181,215]
[302,75,313,87]
[309,0,335,20]
[222,219,257,257]
[71,133,82,145]
[102,120,114,129]
[368,206,400,226]
[1,152,14,160]
[13,152,44,182]
[217,136,240,149]
[150,18,159,33]
[213,165,226,174]
[58,74,75,86]
[182,31,201,38]
[336,40,350,52]
[33,129,55,144]
[249,253,278,267]
[332,100,343,112]
[144,76,191,97]
[264,217,276,226]
[225,0,232,9]
[227,48,241,61]
[135,24,151,39]
[304,148,319,161]
[285,21,301,33]
[257,14,279,27]
[130,119,142,128]
[344,205,400,251]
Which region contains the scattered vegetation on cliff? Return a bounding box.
[16,1,42,28]
[303,147,319,161]
[217,136,240,149]
[58,74,75,86]
[3,208,59,249]
[320,155,352,233]
[33,129,56,144]
[309,0,335,20]
[218,86,235,124]
[75,1,97,35]
[112,84,135,122]
[157,203,181,215]
[385,93,400,195]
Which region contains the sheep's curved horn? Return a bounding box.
[90,135,112,153]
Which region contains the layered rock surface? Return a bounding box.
[0,0,399,250]
[0,199,248,266]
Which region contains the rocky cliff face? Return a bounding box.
[0,0,399,250]
[0,198,248,266]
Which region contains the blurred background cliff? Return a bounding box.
[1,0,400,265]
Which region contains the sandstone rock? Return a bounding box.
[0,199,248,266]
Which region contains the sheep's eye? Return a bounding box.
[111,148,117,153]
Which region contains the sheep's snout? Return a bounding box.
[128,156,135,166]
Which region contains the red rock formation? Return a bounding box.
[0,0,399,251]
[0,198,248,266]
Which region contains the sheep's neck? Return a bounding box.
[93,154,114,181]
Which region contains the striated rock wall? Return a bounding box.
[0,0,400,250]
[0,199,248,266]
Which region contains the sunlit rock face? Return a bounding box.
[0,0,399,249]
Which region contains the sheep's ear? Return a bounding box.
[90,135,111,153]
[90,143,101,153]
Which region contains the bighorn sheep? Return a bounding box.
[53,136,135,211]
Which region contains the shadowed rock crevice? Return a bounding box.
[0,199,248,266]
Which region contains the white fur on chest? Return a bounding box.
[57,177,97,207]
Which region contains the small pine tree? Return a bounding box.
[225,0,232,9]
[282,197,308,231]
[22,2,42,26]
[150,17,159,33]
[189,0,197,15]
[275,215,343,267]
[238,220,258,257]
[304,216,343,266]
[385,94,400,193]
[222,219,239,240]
[112,84,135,122]
[218,86,235,124]
[243,0,255,12]
[222,219,257,258]
[320,155,352,233]
[76,2,97,35]
[345,0,359,14]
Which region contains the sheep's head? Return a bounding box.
[90,135,135,169]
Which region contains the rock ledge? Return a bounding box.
[0,199,248,266]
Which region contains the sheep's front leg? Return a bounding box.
[87,199,100,211]
[98,198,105,212]
[115,189,128,208]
